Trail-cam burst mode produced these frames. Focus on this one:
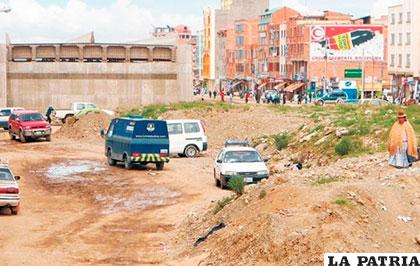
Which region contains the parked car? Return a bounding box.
[0,107,24,130]
[0,162,21,215]
[359,99,392,106]
[213,140,269,189]
[55,102,114,123]
[315,90,349,105]
[166,119,208,158]
[8,110,51,143]
[101,117,170,170]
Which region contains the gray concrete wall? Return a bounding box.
[4,45,192,111]
[0,45,7,107]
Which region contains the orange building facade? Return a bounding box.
[223,7,389,93]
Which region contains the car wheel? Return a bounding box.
[214,170,221,187]
[124,155,132,170]
[220,175,227,189]
[45,135,51,142]
[184,145,199,158]
[178,153,186,158]
[3,127,7,130]
[9,130,15,140]
[107,150,116,166]
[156,162,164,171]
[19,131,26,143]
[10,207,18,215]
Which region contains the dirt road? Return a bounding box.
[0,106,303,265]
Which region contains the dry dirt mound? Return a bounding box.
[55,112,112,141]
[174,154,420,265]
[161,105,305,153]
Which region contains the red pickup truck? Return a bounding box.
[8,110,51,143]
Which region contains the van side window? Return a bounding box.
[76,104,85,110]
[168,123,183,135]
[184,122,200,133]
[107,122,115,137]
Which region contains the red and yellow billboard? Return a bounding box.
[310,25,384,61]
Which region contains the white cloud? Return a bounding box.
[0,0,202,43]
[371,0,401,18]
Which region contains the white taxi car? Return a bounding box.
[0,162,20,215]
[214,141,269,189]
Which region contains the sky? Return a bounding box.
[0,0,401,43]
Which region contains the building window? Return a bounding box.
[390,13,395,24]
[398,33,402,45]
[390,33,395,45]
[390,54,395,67]
[407,12,411,23]
[236,36,244,46]
[406,54,411,68]
[406,32,411,45]
[398,54,402,67]
[398,13,403,24]
[235,24,244,33]
[236,63,244,73]
[236,50,243,59]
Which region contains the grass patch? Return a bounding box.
[120,101,235,119]
[274,133,289,150]
[335,138,352,156]
[213,196,233,215]
[228,176,245,196]
[335,197,351,206]
[313,176,340,185]
[259,189,267,199]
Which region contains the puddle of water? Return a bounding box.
[98,187,181,215]
[45,160,107,183]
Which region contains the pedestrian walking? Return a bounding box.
[283,93,286,105]
[229,90,233,104]
[45,105,55,124]
[220,90,225,102]
[213,90,217,99]
[297,94,302,105]
[388,110,418,168]
[209,90,212,98]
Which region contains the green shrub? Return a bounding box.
[228,176,245,196]
[335,197,350,206]
[335,138,352,156]
[213,196,233,214]
[259,189,267,199]
[314,177,339,185]
[274,133,289,150]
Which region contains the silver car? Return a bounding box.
[0,164,20,215]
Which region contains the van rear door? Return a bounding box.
[131,120,169,159]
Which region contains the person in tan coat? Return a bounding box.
[388,110,418,168]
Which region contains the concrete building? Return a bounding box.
[203,0,269,90]
[388,0,420,88]
[0,35,193,111]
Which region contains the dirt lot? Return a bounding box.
[0,106,303,265]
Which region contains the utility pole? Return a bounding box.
[362,48,365,100]
[324,47,328,92]
[371,56,374,99]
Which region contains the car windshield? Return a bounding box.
[224,150,262,163]
[20,113,44,122]
[1,109,11,116]
[0,169,14,181]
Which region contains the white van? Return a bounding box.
[166,119,208,158]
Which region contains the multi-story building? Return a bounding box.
[287,11,389,96]
[257,7,300,80]
[388,0,420,90]
[202,0,269,89]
